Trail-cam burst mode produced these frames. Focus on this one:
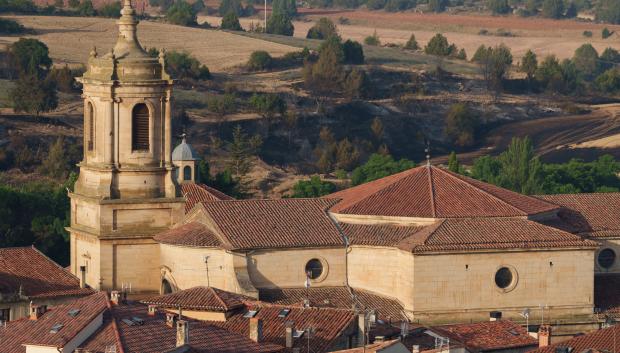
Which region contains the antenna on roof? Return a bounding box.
[424,140,431,167]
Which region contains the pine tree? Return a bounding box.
[448,152,460,173]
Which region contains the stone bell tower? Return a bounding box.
[68,0,184,293]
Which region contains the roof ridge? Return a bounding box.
[195,205,236,250]
[421,219,446,245]
[427,165,437,218]
[439,167,528,216]
[210,287,230,310]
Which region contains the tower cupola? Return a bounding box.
[172,134,199,184]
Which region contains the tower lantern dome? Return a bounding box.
[172,134,199,184]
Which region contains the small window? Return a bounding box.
[305,259,323,280]
[87,102,94,151]
[598,248,616,269]
[183,166,192,181]
[495,267,513,289]
[132,104,150,151]
[0,308,9,322]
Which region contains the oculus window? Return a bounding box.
[495,267,514,289]
[305,259,323,280]
[598,248,616,269]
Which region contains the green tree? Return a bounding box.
[366,0,386,9]
[596,0,620,24]
[290,176,336,197]
[487,0,511,14]
[428,0,448,12]
[68,0,79,7]
[49,65,77,93]
[247,50,273,70]
[364,30,381,46]
[98,1,121,17]
[536,55,563,91]
[477,44,513,94]
[342,39,364,64]
[565,1,577,17]
[444,103,480,147]
[448,151,460,172]
[600,47,620,71]
[520,49,538,84]
[306,17,338,39]
[350,153,415,185]
[218,0,242,15]
[497,137,543,194]
[404,33,419,50]
[9,38,52,78]
[424,33,456,56]
[166,0,198,26]
[77,0,95,16]
[250,93,287,119]
[266,13,294,36]
[221,11,243,30]
[541,0,564,18]
[11,74,58,115]
[272,0,296,17]
[0,18,25,35]
[344,68,369,99]
[228,125,261,179]
[165,50,210,80]
[38,136,70,179]
[572,43,599,79]
[304,36,344,96]
[595,68,620,93]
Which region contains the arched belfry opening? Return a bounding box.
[87,102,94,151]
[132,103,150,151]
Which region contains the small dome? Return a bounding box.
[172,136,199,161]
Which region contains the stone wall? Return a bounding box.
[594,238,620,274]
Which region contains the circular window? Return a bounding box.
[495,267,514,289]
[305,259,323,280]
[598,248,616,269]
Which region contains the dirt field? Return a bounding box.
[201,11,620,61]
[0,16,296,71]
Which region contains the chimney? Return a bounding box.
[176,320,190,347]
[357,312,367,347]
[166,312,178,328]
[148,304,157,316]
[29,303,46,320]
[285,321,294,348]
[412,345,420,353]
[79,266,86,289]
[489,311,502,321]
[249,317,263,343]
[539,325,552,347]
[111,291,122,305]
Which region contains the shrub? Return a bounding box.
[595,68,620,93]
[404,34,419,50]
[165,51,210,80]
[221,11,243,30]
[445,103,481,147]
[583,30,593,37]
[344,68,369,99]
[247,50,273,71]
[266,13,294,36]
[76,0,95,16]
[364,30,380,46]
[289,176,335,197]
[424,33,456,56]
[207,94,236,116]
[249,93,286,118]
[0,18,25,34]
[343,39,364,64]
[166,0,198,26]
[306,17,338,39]
[602,27,613,39]
[272,0,296,17]
[218,0,242,16]
[350,153,415,185]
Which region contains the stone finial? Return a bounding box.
[90,46,98,58]
[158,48,166,61]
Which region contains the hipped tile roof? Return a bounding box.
[141,286,255,312]
[154,222,224,248]
[332,339,404,353]
[341,223,427,247]
[0,246,94,299]
[429,320,537,352]
[0,292,109,353]
[529,324,620,353]
[538,193,620,238]
[259,287,407,321]
[327,165,558,218]
[181,183,233,213]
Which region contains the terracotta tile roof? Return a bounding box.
[141,286,255,312]
[259,287,406,321]
[199,199,344,250]
[429,320,537,352]
[332,339,405,353]
[538,193,620,238]
[340,223,427,247]
[153,222,225,248]
[0,292,109,353]
[81,301,283,353]
[0,246,94,299]
[207,303,357,353]
[327,166,558,218]
[396,218,598,253]
[529,324,620,353]
[181,183,233,213]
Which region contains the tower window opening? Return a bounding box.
[87,102,94,151]
[132,103,150,151]
[183,166,192,181]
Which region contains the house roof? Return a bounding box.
[259,286,406,321]
[327,165,559,218]
[528,324,620,353]
[538,193,620,238]
[181,183,233,213]
[80,301,283,353]
[167,199,344,250]
[341,223,427,247]
[154,222,224,248]
[141,286,255,312]
[0,292,109,353]
[332,339,406,353]
[206,303,357,353]
[0,246,94,299]
[429,320,538,352]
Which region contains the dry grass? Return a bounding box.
[0,16,297,72]
[201,11,620,61]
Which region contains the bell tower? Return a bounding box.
[68,0,184,293]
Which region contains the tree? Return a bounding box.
[428,0,448,12]
[370,117,384,144]
[364,30,380,46]
[9,38,52,78]
[541,0,564,18]
[306,17,338,39]
[49,65,77,92]
[444,103,480,148]
[266,13,294,36]
[572,43,599,79]
[520,49,538,84]
[165,51,210,80]
[250,93,287,119]
[477,44,513,94]
[98,1,121,17]
[487,0,511,14]
[497,137,543,194]
[344,68,369,99]
[448,151,460,172]
[424,33,456,57]
[304,36,344,96]
[536,55,563,91]
[272,0,297,17]
[596,0,620,24]
[247,50,273,71]
[335,138,360,170]
[77,0,95,16]
[342,40,364,64]
[68,0,79,7]
[404,34,419,50]
[221,11,243,30]
[166,1,198,26]
[471,45,490,63]
[11,74,58,115]
[38,136,70,179]
[595,68,620,93]
[366,0,386,9]
[565,1,577,17]
[228,125,261,179]
[350,153,415,186]
[600,47,620,71]
[218,0,242,16]
[290,176,336,198]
